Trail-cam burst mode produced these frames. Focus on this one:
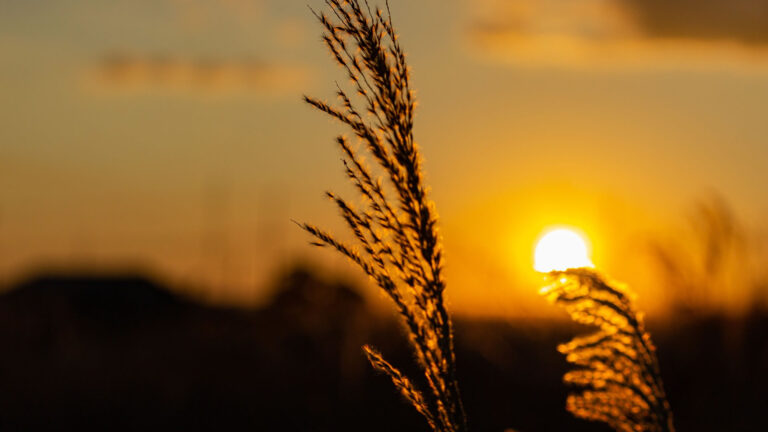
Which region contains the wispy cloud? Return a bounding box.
[87,53,309,95]
[468,0,768,69]
[625,0,768,45]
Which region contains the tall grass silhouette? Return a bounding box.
[541,268,675,432]
[298,1,467,431]
[649,196,762,315]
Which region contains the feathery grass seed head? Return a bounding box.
[299,2,466,431]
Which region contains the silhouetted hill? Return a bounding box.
[0,267,765,431]
[1,273,185,323]
[0,268,424,431]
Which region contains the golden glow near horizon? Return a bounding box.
[534,228,594,272]
[3,1,768,317]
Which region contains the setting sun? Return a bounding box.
[534,228,594,272]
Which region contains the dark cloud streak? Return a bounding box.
[624,0,768,45]
[91,52,308,93]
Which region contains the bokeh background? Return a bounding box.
[1,0,767,430]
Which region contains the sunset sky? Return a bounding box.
[2,0,768,316]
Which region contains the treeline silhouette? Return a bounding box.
[0,265,765,431]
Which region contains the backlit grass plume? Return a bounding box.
[298,1,467,431]
[541,268,675,432]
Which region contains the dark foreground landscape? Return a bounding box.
[0,266,766,431]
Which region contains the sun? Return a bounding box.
[534,228,594,272]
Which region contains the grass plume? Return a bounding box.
[298,1,467,431]
[541,268,675,432]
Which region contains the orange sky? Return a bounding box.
[2,0,768,316]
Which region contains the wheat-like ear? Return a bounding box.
[541,268,675,432]
[299,1,467,431]
[363,345,438,430]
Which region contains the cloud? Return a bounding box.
[625,0,768,45]
[88,53,309,95]
[468,0,768,68]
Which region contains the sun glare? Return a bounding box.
[534,228,594,272]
